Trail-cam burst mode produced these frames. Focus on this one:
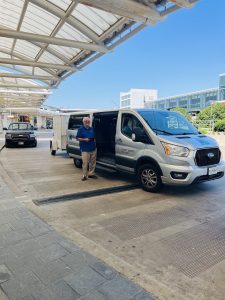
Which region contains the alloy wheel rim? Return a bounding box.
[141,169,157,187]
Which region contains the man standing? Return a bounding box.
[76,117,97,181]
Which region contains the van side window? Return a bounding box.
[121,114,146,139]
[121,114,152,144]
[68,115,89,130]
[121,114,133,138]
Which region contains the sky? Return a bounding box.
[46,0,225,109]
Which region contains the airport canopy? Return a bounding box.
[0,0,198,109]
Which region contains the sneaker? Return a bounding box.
[88,175,98,179]
[81,176,87,181]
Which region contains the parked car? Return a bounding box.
[4,122,37,147]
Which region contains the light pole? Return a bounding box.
[210,101,214,132]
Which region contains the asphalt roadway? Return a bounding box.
[0,131,225,300]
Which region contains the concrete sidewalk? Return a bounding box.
[0,167,154,300]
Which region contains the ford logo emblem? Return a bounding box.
[207,152,215,159]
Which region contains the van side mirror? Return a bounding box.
[132,127,151,144]
[131,133,136,141]
[3,127,7,131]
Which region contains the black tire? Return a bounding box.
[137,163,163,193]
[5,141,10,148]
[32,140,37,147]
[50,141,56,155]
[74,158,82,168]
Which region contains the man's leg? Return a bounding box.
[88,149,97,176]
[81,152,89,179]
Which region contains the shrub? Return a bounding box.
[214,119,225,132]
[198,128,208,134]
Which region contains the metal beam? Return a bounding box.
[0,73,59,81]
[34,1,79,65]
[77,0,162,22]
[0,65,53,84]
[170,0,194,7]
[28,0,101,44]
[0,90,51,95]
[0,48,58,77]
[0,58,78,71]
[0,83,52,89]
[0,29,109,53]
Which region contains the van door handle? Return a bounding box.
[116,138,122,142]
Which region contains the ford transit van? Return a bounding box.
[67,109,225,192]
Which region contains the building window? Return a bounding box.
[205,95,217,106]
[179,100,187,108]
[190,98,200,108]
[121,99,131,107]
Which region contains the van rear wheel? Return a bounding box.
[50,141,56,155]
[137,163,162,193]
[74,158,82,168]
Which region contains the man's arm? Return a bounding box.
[76,128,90,142]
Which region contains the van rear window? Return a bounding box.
[68,115,89,130]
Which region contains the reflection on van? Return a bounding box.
[66,109,225,193]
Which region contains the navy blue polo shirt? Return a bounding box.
[76,126,96,152]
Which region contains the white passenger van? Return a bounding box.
[66,109,225,192]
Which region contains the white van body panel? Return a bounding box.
[51,114,70,151]
[66,109,225,191]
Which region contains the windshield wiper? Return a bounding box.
[152,129,173,135]
[177,132,197,135]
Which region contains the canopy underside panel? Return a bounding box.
[0,0,199,108]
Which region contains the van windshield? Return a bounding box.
[139,110,199,136]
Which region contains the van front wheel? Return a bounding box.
[74,158,82,168]
[137,163,162,193]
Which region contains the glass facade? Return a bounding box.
[145,74,225,112]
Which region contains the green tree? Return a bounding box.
[197,103,225,123]
[170,107,191,120]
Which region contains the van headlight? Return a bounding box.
[161,142,190,157]
[30,134,35,138]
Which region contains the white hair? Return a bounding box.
[83,117,90,122]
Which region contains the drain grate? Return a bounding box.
[99,207,192,241]
[33,184,139,206]
[160,215,225,278]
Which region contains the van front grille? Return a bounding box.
[195,148,221,166]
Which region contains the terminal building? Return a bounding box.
[145,74,225,112]
[120,88,157,109]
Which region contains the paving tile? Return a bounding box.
[32,259,73,285]
[0,224,13,234]
[49,280,81,300]
[9,238,41,257]
[79,290,106,300]
[97,276,142,300]
[30,283,57,300]
[34,243,69,263]
[21,295,36,300]
[1,271,43,300]
[10,218,52,237]
[64,266,106,296]
[61,251,99,272]
[0,264,11,284]
[3,229,32,247]
[58,239,80,253]
[133,291,155,300]
[90,261,117,280]
[2,251,41,276]
[34,231,64,248]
